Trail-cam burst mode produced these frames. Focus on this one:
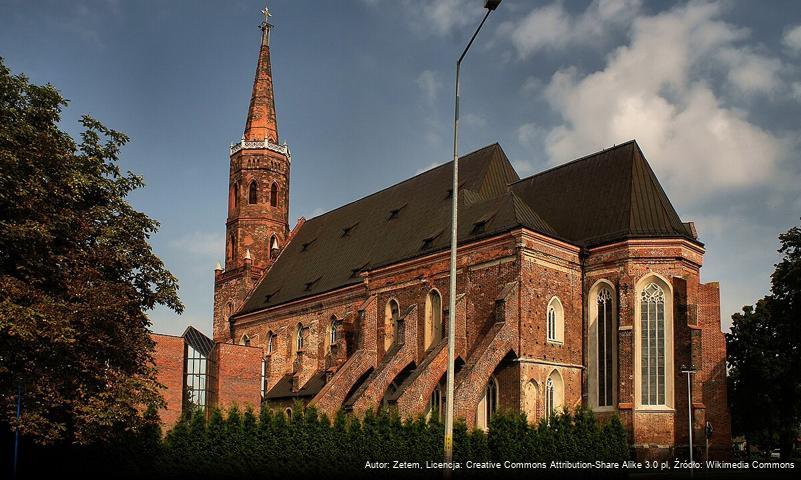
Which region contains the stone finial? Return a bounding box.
[215,262,223,271]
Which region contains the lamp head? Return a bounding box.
[484,0,502,10]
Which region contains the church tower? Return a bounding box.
[213,6,290,343]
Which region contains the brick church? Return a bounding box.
[152,9,731,459]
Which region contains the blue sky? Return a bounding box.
[2,0,800,336]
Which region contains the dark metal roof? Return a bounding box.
[510,140,696,248]
[238,140,694,315]
[264,371,327,400]
[182,326,214,356]
[240,144,535,314]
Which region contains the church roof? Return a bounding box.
[510,140,696,248]
[237,140,696,315]
[239,144,543,314]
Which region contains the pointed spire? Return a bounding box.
[243,4,279,143]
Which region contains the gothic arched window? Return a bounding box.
[545,369,564,422]
[270,183,278,207]
[597,287,614,407]
[261,356,268,400]
[429,384,443,421]
[248,181,258,204]
[640,282,666,405]
[270,235,279,259]
[329,317,338,347]
[424,289,443,350]
[476,375,498,431]
[546,378,555,419]
[295,323,304,352]
[266,331,274,354]
[547,297,564,343]
[233,182,240,208]
[384,299,400,351]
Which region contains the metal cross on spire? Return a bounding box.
[259,4,273,45]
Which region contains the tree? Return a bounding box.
[727,219,801,458]
[0,58,183,445]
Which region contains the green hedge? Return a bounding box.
[14,404,628,478]
[155,404,629,478]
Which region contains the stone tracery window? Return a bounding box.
[476,375,498,431]
[329,317,338,346]
[545,369,564,422]
[597,287,614,407]
[295,323,304,353]
[640,282,666,406]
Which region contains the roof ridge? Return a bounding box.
[510,140,637,186]
[627,141,687,235]
[303,143,501,223]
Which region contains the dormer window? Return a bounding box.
[350,262,369,279]
[264,288,280,303]
[421,231,442,251]
[304,276,321,292]
[471,212,496,236]
[300,238,316,252]
[341,222,359,237]
[387,203,407,220]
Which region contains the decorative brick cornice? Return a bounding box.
[230,138,291,160]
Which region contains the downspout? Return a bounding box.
[579,248,589,406]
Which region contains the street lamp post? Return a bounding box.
[681,365,697,477]
[444,0,501,470]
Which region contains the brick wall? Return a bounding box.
[151,333,185,429]
[212,342,263,411]
[698,282,732,459]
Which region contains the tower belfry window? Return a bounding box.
[248,181,258,204]
[270,183,278,207]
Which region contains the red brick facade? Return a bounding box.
[152,334,185,428]
[151,332,264,429]
[227,230,731,459]
[149,12,732,461]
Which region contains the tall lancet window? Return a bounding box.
[248,181,258,204]
[270,183,278,207]
[597,288,614,407]
[640,283,666,405]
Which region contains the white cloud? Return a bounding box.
[416,70,442,103]
[539,2,786,205]
[783,24,801,51]
[463,112,487,128]
[792,82,801,102]
[718,48,783,95]
[366,0,480,36]
[512,159,536,177]
[499,0,642,58]
[517,122,545,149]
[416,161,444,175]
[168,231,224,258]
